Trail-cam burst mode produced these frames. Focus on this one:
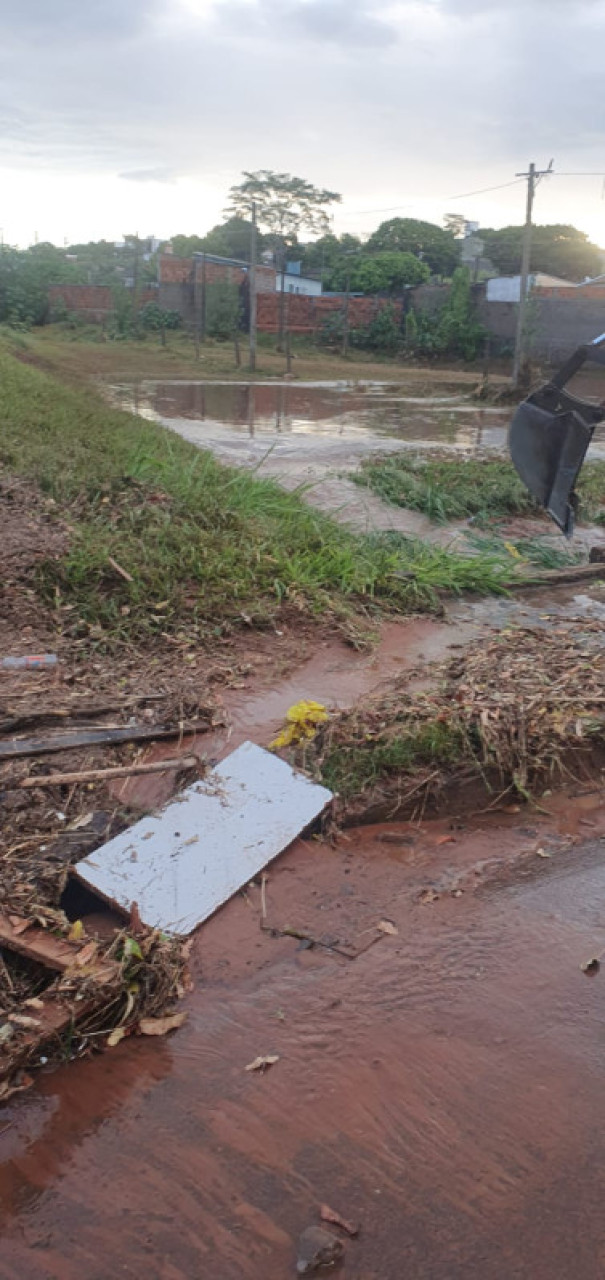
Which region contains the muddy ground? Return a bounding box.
[2,799,605,1279]
[5,357,605,1276]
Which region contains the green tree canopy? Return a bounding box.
[0,243,81,325]
[480,224,603,282]
[366,218,459,277]
[327,251,429,294]
[298,232,362,277]
[200,216,258,261]
[227,170,341,242]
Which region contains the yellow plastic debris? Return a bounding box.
[504,541,523,560]
[270,700,328,750]
[68,919,85,942]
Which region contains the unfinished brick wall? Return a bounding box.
[256,293,402,334]
[158,254,276,293]
[48,284,157,321]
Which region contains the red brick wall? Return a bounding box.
[48,284,157,320]
[159,254,276,293]
[256,293,402,334]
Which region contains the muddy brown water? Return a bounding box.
[3,808,605,1279]
[107,378,513,453]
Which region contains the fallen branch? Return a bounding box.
[19,755,200,789]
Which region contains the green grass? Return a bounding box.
[354,452,605,526]
[462,530,584,570]
[319,721,466,798]
[0,347,514,643]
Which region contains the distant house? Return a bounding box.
[486,273,576,302]
[275,261,322,297]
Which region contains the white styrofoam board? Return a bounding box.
[75,740,332,935]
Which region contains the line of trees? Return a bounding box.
[0,167,603,328]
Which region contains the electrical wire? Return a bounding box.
[338,177,524,219]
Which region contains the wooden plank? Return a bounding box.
[0,720,209,761]
[0,913,120,981]
[0,913,78,971]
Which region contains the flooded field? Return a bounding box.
[107,378,512,452]
[103,376,605,540]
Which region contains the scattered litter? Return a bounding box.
[581,957,601,976]
[68,919,85,942]
[245,1054,279,1073]
[271,700,328,750]
[536,847,551,859]
[138,1012,187,1036]
[1,654,57,670]
[435,834,456,846]
[319,1204,359,1237]
[76,741,332,934]
[377,919,398,936]
[297,1226,344,1275]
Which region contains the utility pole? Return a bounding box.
[342,264,351,359]
[512,159,553,388]
[249,201,257,373]
[132,232,141,337]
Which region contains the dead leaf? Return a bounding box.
[107,1027,128,1047]
[8,916,32,936]
[581,957,601,976]
[377,920,398,937]
[68,919,85,942]
[138,1012,187,1036]
[9,1014,41,1029]
[245,1054,280,1073]
[75,940,98,967]
[319,1204,359,1237]
[70,812,94,830]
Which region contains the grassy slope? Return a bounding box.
[355,452,605,525]
[0,346,513,644]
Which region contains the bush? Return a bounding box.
[205,281,241,340]
[139,302,181,332]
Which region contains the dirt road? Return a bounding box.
[1,804,605,1279]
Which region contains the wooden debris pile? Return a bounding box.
[308,620,605,813]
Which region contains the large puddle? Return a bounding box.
[106,378,513,452]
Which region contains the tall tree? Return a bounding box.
[480,224,603,281]
[227,170,341,241]
[227,169,342,347]
[366,218,459,277]
[443,213,467,239]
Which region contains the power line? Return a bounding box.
[338,177,525,220]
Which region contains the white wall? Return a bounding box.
[276,272,322,296]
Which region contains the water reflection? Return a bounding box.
[107,378,515,451]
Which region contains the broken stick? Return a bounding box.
[18,755,200,789]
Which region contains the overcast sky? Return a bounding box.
[2,0,605,247]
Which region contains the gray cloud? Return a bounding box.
[1,0,605,240]
[6,0,157,38]
[119,167,177,183]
